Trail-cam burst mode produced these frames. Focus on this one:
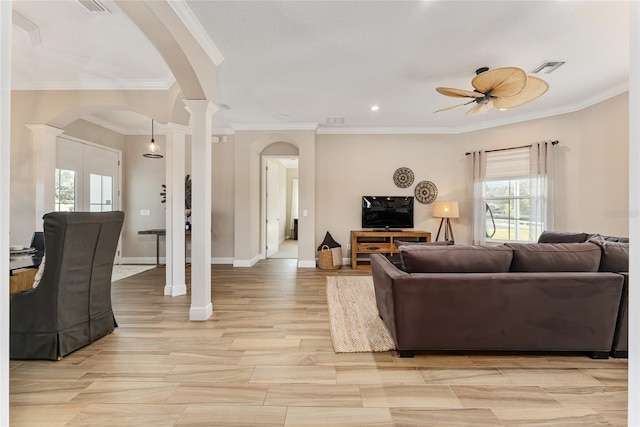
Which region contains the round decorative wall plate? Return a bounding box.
[414,180,438,204]
[393,167,414,188]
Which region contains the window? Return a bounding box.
[55,168,76,212]
[472,143,554,244]
[484,148,533,242]
[89,174,113,212]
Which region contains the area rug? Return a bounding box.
[111,265,155,282]
[326,276,395,353]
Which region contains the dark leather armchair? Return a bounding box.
[10,211,125,360]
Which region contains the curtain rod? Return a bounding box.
[465,140,559,156]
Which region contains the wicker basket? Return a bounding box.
[318,245,341,270]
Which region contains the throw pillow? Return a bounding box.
[537,231,589,243]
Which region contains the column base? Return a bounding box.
[189,303,213,321]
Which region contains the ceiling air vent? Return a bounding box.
[76,0,110,13]
[530,61,565,74]
[217,104,232,111]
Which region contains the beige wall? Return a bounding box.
[64,119,126,152]
[10,91,628,263]
[315,93,629,255]
[122,134,236,262]
[9,88,182,246]
[233,130,315,266]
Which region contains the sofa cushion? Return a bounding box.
[399,245,513,273]
[505,242,601,272]
[589,234,630,244]
[537,231,589,243]
[589,240,629,272]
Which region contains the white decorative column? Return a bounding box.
[164,123,189,297]
[0,1,12,423]
[629,3,639,425]
[27,124,64,230]
[184,100,216,320]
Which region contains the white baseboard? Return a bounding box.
[298,259,316,268]
[164,283,187,296]
[120,257,160,265]
[212,257,234,265]
[121,256,234,265]
[233,254,261,268]
[189,303,213,321]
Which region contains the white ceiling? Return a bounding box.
[11,0,630,134]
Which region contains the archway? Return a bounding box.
[261,142,299,260]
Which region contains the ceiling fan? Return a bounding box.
[435,67,549,116]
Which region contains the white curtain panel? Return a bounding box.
[470,150,487,245]
[529,141,555,239]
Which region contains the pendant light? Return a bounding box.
[143,119,163,158]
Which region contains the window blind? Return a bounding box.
[485,147,529,179]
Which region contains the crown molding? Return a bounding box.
[79,115,131,135]
[11,76,176,91]
[12,10,41,47]
[231,123,319,131]
[318,85,629,135]
[167,0,224,66]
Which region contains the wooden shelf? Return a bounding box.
[350,230,431,270]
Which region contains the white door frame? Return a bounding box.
[56,134,123,263]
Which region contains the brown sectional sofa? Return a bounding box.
[371,239,627,359]
[537,231,629,357]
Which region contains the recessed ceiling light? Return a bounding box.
[370,105,380,111]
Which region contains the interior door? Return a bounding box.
[83,144,119,212]
[56,136,121,262]
[266,159,280,257]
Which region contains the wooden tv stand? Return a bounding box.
[350,230,431,270]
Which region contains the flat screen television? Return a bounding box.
[361,196,414,230]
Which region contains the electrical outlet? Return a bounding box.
[140,209,150,216]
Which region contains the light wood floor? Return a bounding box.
[10,260,628,426]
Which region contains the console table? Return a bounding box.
[350,230,431,270]
[138,229,191,267]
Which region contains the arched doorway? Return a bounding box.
[260,142,299,261]
[262,156,299,259]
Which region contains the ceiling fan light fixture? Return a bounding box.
[435,66,548,116]
[530,61,565,74]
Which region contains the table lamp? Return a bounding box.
[433,201,459,242]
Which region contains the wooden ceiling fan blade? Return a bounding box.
[466,101,495,117]
[493,76,549,109]
[436,87,484,98]
[472,67,527,97]
[433,100,475,113]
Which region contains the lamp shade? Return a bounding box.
[432,201,459,218]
